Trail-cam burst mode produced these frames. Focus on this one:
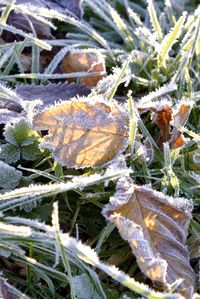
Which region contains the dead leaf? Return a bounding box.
[61,50,106,87]
[15,82,90,109]
[144,101,192,149]
[0,100,22,113]
[170,102,192,149]
[20,50,54,72]
[0,98,23,124]
[32,99,129,168]
[2,0,83,42]
[3,0,54,41]
[151,104,172,148]
[103,176,195,299]
[0,109,24,124]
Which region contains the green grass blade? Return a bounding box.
[148,0,163,41]
[157,12,187,68]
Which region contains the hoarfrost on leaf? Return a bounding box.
[0,162,22,190]
[33,98,130,168]
[15,82,90,110]
[103,176,195,299]
[72,274,102,299]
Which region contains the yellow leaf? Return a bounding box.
[61,50,106,87]
[33,99,129,168]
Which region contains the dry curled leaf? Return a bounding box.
[15,82,90,110]
[151,103,172,148]
[61,50,106,87]
[170,102,192,149]
[32,99,129,168]
[103,177,195,298]
[146,100,192,149]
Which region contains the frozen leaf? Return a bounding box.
[0,109,23,125]
[0,99,22,113]
[21,140,41,161]
[3,119,39,147]
[103,177,195,299]
[151,102,173,148]
[53,0,83,19]
[33,99,129,168]
[0,144,20,164]
[1,120,41,164]
[147,101,192,149]
[3,0,54,41]
[72,274,102,299]
[61,50,106,88]
[0,95,23,124]
[0,161,22,190]
[15,82,90,110]
[170,102,192,149]
[2,0,83,42]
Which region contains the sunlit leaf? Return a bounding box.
[33,99,129,168]
[61,50,106,87]
[103,176,195,299]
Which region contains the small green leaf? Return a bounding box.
[0,143,20,164]
[4,120,39,146]
[0,161,22,190]
[72,274,103,299]
[21,141,41,161]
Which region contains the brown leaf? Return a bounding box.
[151,104,172,148]
[32,99,129,168]
[170,102,192,149]
[61,50,106,87]
[148,101,192,149]
[103,177,195,298]
[20,50,54,72]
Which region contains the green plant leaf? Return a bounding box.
[3,119,39,146]
[0,161,22,190]
[0,143,20,164]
